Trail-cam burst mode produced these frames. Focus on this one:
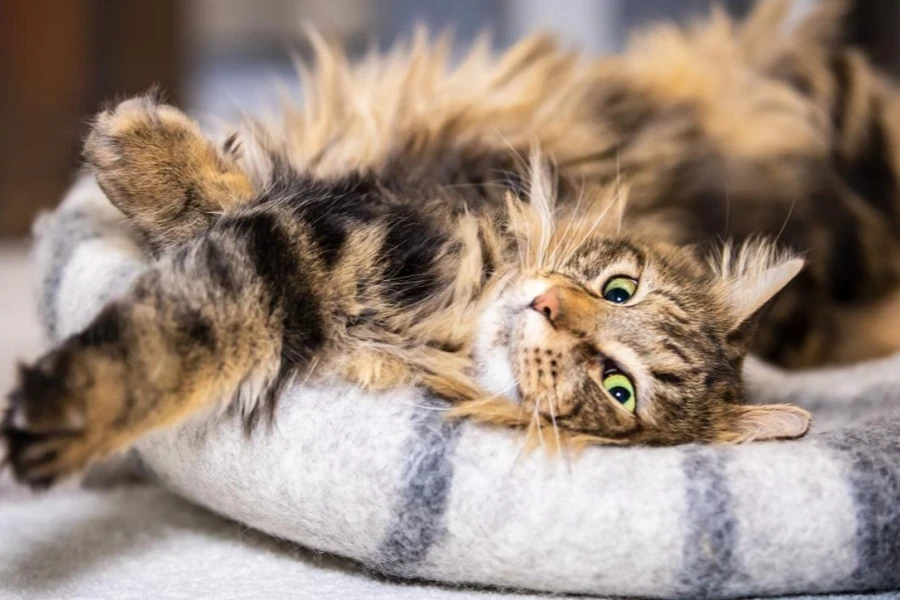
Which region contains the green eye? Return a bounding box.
[603,277,637,304]
[602,371,636,412]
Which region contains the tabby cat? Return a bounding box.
[7,1,900,487]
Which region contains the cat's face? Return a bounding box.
[473,236,811,445]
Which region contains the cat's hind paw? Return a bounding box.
[83,91,252,248]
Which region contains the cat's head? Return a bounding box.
[470,165,810,445]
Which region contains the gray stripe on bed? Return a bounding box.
[38,209,100,340]
[374,395,463,577]
[827,421,900,592]
[678,445,740,598]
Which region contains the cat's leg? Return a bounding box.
[3,221,317,488]
[84,91,254,251]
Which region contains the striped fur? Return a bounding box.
[8,0,900,485]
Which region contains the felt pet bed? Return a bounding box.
[30,174,900,598]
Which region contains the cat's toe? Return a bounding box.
[83,91,195,173]
[3,425,78,489]
[2,355,92,488]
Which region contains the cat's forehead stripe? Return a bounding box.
[600,240,645,266]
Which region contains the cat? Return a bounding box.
[6,0,900,487]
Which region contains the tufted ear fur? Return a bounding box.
[711,241,805,334]
[716,403,811,443]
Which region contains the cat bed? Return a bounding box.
[30,175,900,598]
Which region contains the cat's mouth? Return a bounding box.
[505,292,572,405]
[473,277,558,402]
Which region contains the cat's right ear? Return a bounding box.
[711,241,804,337]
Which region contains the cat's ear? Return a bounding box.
[712,241,804,333]
[716,404,811,443]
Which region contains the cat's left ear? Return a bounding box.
[713,242,805,334]
[716,403,811,443]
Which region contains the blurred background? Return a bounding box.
[0,0,897,239]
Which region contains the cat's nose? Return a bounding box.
[530,287,561,322]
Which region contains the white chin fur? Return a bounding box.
[473,278,553,402]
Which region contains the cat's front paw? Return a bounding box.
[3,346,109,488]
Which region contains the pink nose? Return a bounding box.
[530,287,561,322]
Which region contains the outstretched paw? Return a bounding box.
[84,90,252,248]
[2,342,125,489]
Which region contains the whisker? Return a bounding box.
[615,151,626,235]
[551,181,586,270]
[555,151,625,269]
[722,168,731,236]
[555,185,622,268]
[532,399,546,452]
[556,188,613,267]
[526,147,555,272]
[546,394,563,462]
[396,402,454,411]
[492,127,529,174]
[774,197,797,245]
[506,193,529,272]
[557,180,600,271]
[440,181,515,191]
